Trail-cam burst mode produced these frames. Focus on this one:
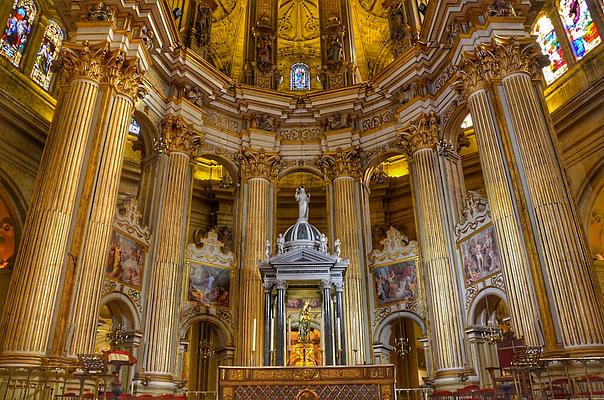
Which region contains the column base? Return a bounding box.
[0,352,46,366]
[433,368,478,391]
[135,373,176,395]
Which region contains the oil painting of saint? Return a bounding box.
[460,225,502,286]
[106,231,146,289]
[188,262,230,307]
[374,260,417,305]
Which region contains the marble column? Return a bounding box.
[398,113,465,382]
[459,37,604,351]
[275,280,286,366]
[66,53,145,357]
[333,281,346,365]
[319,147,368,365]
[321,280,334,366]
[497,37,604,349]
[236,149,281,366]
[456,58,543,347]
[0,42,107,365]
[263,282,273,366]
[143,116,200,386]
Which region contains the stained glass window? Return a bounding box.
[290,63,311,91]
[532,14,568,84]
[558,0,601,59]
[30,20,63,90]
[0,0,37,67]
[128,117,140,135]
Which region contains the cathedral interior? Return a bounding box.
[0,0,603,399]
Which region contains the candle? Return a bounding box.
[270,317,275,352]
[252,318,257,353]
[336,317,342,352]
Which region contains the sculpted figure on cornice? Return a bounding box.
[185,86,206,107]
[487,0,516,17]
[324,113,350,131]
[317,146,363,179]
[397,112,440,157]
[456,37,548,98]
[323,16,345,71]
[161,115,204,156]
[251,113,278,132]
[253,16,276,74]
[85,2,114,22]
[237,148,282,180]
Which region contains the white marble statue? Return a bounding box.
[295,186,310,222]
[277,233,285,253]
[320,233,328,253]
[334,239,341,258]
[264,239,271,260]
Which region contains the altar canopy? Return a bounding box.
[259,187,349,366]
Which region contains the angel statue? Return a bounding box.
[334,239,341,258]
[277,234,285,253]
[295,186,310,222]
[264,240,271,260]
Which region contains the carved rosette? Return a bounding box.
[236,148,282,180]
[161,115,204,157]
[456,36,548,99]
[397,112,440,158]
[317,146,363,180]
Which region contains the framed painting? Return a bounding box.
[373,259,418,306]
[459,224,502,287]
[106,230,146,289]
[187,260,230,307]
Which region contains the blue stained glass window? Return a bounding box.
[532,14,568,84]
[558,0,601,59]
[290,63,311,91]
[31,20,63,90]
[0,0,37,67]
[128,117,141,135]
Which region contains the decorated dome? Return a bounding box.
[278,187,325,252]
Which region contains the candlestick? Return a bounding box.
[252,318,257,353]
[336,317,341,352]
[270,316,275,352]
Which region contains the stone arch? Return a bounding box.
[442,102,471,147]
[467,287,509,327]
[180,313,235,348]
[372,310,427,345]
[277,165,324,181]
[132,109,160,158]
[100,291,142,332]
[576,157,604,230]
[197,152,239,184]
[361,148,405,186]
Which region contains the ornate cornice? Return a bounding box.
[317,146,363,180]
[161,115,204,156]
[456,36,548,98]
[236,148,282,180]
[397,112,440,158]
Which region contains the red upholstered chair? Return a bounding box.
[454,385,481,400]
[430,390,455,400]
[576,375,604,398]
[478,388,495,399]
[134,395,154,400]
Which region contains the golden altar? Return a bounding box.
[218,365,395,400]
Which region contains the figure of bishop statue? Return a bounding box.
[295,186,310,222]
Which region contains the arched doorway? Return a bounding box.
[387,317,427,389]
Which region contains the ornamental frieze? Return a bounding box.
[204,111,241,133]
[278,127,322,141]
[360,109,395,132]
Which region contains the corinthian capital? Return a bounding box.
[237,148,282,180]
[317,146,363,180]
[161,115,204,157]
[397,112,440,158]
[456,36,548,98]
[54,41,109,83]
[105,50,147,100]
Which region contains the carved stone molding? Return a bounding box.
[161,115,204,156]
[85,2,114,22]
[370,227,418,264]
[317,146,363,179]
[455,191,491,238]
[105,50,147,100]
[187,229,235,267]
[55,41,108,83]
[360,109,395,132]
[114,197,151,244]
[323,113,350,131]
[397,112,440,157]
[279,128,322,141]
[465,273,506,310]
[456,36,548,98]
[237,148,282,180]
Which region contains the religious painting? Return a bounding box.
[0,0,37,67]
[459,224,502,287]
[287,298,320,310]
[373,259,418,306]
[532,14,568,84]
[188,261,230,307]
[31,19,63,90]
[558,0,601,59]
[106,231,146,289]
[0,197,16,270]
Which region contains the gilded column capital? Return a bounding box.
[161,115,204,157]
[317,146,363,180]
[54,40,109,84]
[456,36,548,98]
[236,148,282,181]
[397,112,440,158]
[105,51,147,100]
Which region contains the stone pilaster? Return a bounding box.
[143,116,201,386]
[0,41,107,365]
[318,147,368,365]
[66,51,145,357]
[458,37,604,351]
[236,148,281,366]
[398,112,465,381]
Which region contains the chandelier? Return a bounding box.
[394,337,411,359]
[106,323,129,347]
[481,320,504,343]
[197,339,215,359]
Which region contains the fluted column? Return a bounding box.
[398,113,465,381]
[456,60,543,346]
[319,147,368,365]
[143,116,200,385]
[236,149,281,366]
[66,54,145,357]
[0,42,107,365]
[458,37,604,351]
[497,38,604,348]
